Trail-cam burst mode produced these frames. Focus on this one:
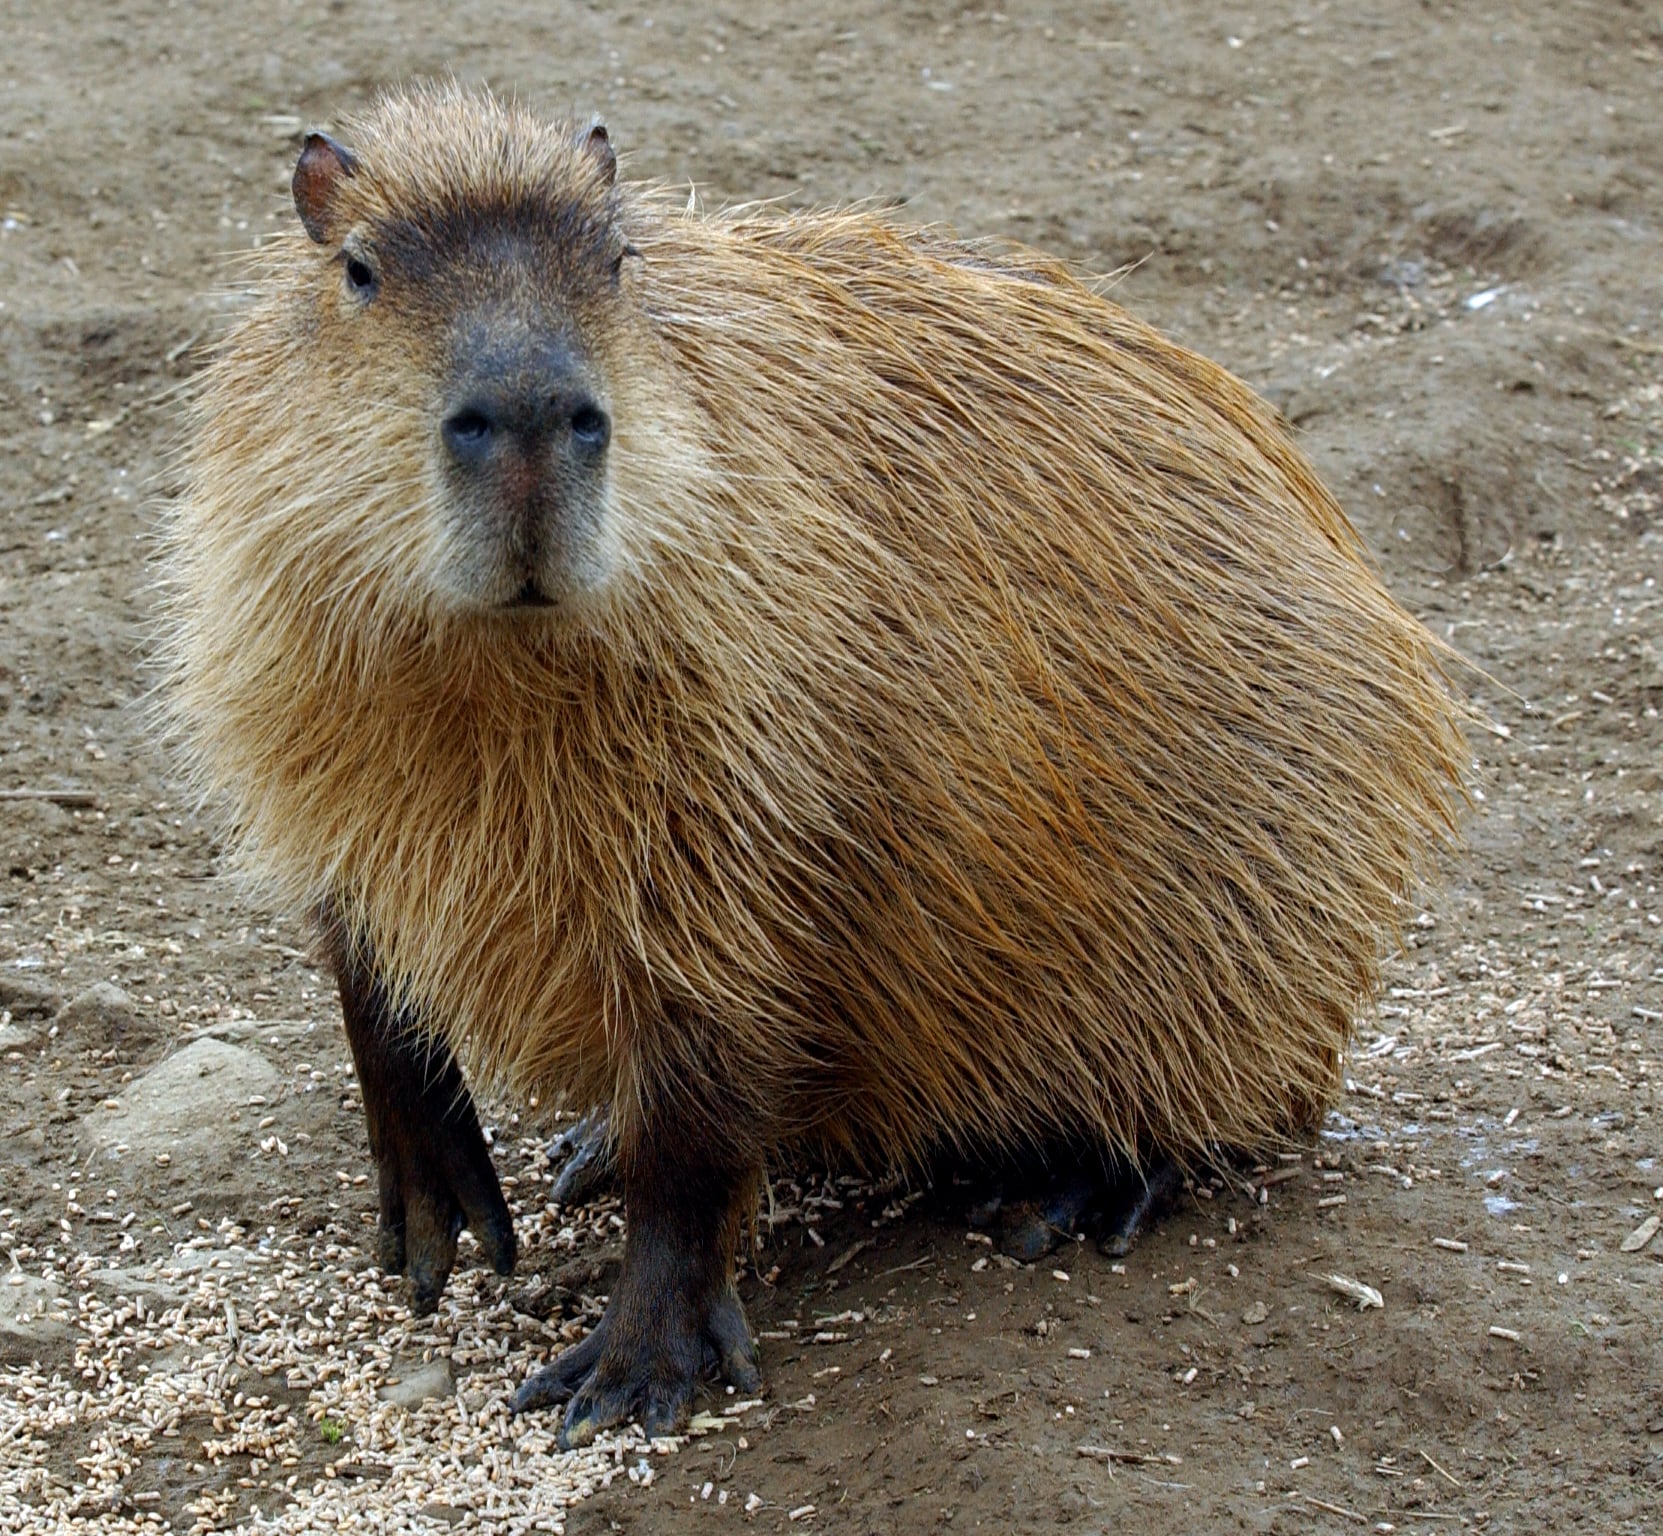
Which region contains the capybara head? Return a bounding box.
[279,88,661,617]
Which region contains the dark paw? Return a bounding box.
[547,1110,619,1207]
[1099,1156,1184,1258]
[372,1094,516,1314]
[511,1283,761,1446]
[966,1149,1185,1263]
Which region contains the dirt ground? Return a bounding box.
[3,1,1661,1531]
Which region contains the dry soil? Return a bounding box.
[2,2,1661,1532]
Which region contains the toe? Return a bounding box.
[707,1288,762,1393]
[404,1197,461,1313]
[375,1219,407,1276]
[559,1376,635,1449]
[642,1378,694,1439]
[512,1328,605,1416]
[999,1198,1066,1263]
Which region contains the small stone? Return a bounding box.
[1620,1215,1660,1253]
[56,982,158,1053]
[0,973,63,1020]
[0,1022,35,1051]
[81,1037,282,1176]
[56,981,138,1031]
[379,1357,457,1407]
[1241,1301,1269,1325]
[0,1273,71,1345]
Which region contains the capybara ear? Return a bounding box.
[577,120,617,188]
[293,131,360,244]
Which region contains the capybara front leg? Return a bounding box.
[325,912,516,1312]
[512,1136,760,1445]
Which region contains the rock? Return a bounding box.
[379,1357,457,1407]
[80,1036,283,1176]
[0,972,63,1022]
[55,982,159,1054]
[1241,1301,1270,1325]
[0,1022,35,1051]
[0,1273,71,1348]
[85,1267,186,1308]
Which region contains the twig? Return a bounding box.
[1077,1444,1180,1467]
[827,1238,871,1274]
[0,787,98,809]
[1297,1492,1368,1524]
[1421,1448,1463,1487]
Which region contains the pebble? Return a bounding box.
[1620,1215,1660,1253]
[0,974,63,1020]
[56,981,139,1034]
[0,1272,71,1345]
[378,1356,457,1407]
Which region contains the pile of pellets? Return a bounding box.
[0,1132,760,1535]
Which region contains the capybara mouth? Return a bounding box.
[502,579,557,611]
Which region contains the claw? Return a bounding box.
[548,1111,617,1207]
[512,1328,606,1415]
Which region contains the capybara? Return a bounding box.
[164,84,1466,1445]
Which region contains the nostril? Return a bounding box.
[442,407,495,461]
[569,401,611,452]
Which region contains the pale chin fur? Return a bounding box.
[430,493,632,621]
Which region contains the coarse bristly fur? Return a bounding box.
[161,83,1468,1177]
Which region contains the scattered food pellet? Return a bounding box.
[1431,1237,1468,1252]
[1488,1326,1522,1342]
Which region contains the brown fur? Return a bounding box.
[163,84,1466,1180]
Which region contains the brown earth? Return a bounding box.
[2,1,1662,1532]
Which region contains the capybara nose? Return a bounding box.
[442,403,498,465]
[567,398,610,454]
[441,390,610,468]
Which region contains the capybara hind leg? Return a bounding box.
[513,1138,761,1445]
[547,1110,618,1206]
[1098,1154,1185,1258]
[325,910,516,1313]
[979,1148,1185,1263]
[995,1165,1113,1264]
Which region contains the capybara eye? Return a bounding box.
[343,254,377,297]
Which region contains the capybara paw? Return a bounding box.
[970,1151,1185,1264]
[375,1118,516,1312]
[547,1110,618,1207]
[511,1285,760,1446]
[1098,1154,1184,1258]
